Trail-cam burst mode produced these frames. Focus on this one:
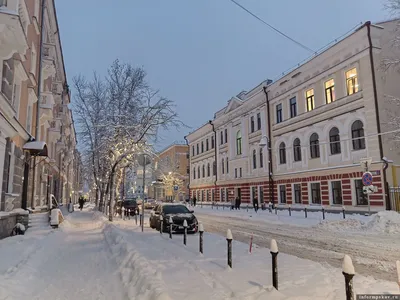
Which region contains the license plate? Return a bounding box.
[179,226,184,229]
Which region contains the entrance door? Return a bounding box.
[235,188,241,202]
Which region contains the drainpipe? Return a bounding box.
[366,21,391,210]
[263,86,274,205]
[209,120,218,202]
[184,136,190,200]
[30,0,46,209]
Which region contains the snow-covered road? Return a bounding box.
[0,211,127,300]
[195,212,400,281]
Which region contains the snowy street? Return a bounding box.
[0,211,126,300]
[0,207,399,299]
[193,207,400,281]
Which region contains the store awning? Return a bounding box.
[23,141,48,157]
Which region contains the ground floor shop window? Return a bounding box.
[258,186,264,203]
[294,184,301,204]
[279,185,286,204]
[354,179,368,205]
[310,182,321,204]
[331,181,342,205]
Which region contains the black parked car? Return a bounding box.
[149,203,198,233]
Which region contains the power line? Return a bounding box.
[229,0,315,53]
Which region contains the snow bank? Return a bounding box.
[318,211,400,234]
[107,217,399,299]
[0,208,29,217]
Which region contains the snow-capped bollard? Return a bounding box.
[288,205,291,216]
[128,209,131,220]
[304,207,308,218]
[246,204,249,212]
[342,206,346,219]
[122,207,125,220]
[275,207,278,215]
[396,260,400,288]
[169,216,173,239]
[270,239,279,290]
[159,215,163,234]
[342,254,355,300]
[226,229,233,268]
[322,207,325,220]
[199,223,204,254]
[183,219,188,245]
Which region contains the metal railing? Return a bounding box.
[389,187,400,212]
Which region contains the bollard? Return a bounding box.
[217,203,219,210]
[304,207,308,218]
[199,223,204,254]
[169,216,173,239]
[226,229,233,268]
[288,205,291,216]
[342,255,355,300]
[342,206,346,219]
[128,209,131,220]
[322,207,325,220]
[122,207,125,220]
[270,239,279,290]
[159,215,163,234]
[249,233,253,253]
[396,260,400,289]
[183,219,188,245]
[275,207,277,215]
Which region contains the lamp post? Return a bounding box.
[259,135,274,205]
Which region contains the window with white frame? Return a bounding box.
[6,143,15,193]
[250,116,255,133]
[26,104,32,134]
[252,149,257,169]
[293,184,301,204]
[346,68,359,95]
[259,148,263,168]
[279,185,286,204]
[306,89,315,112]
[329,127,341,155]
[310,182,321,204]
[325,79,335,104]
[293,138,302,162]
[331,181,342,205]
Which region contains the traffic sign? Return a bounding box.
[363,185,377,194]
[173,185,179,191]
[362,172,373,186]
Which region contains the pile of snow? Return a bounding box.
[318,211,400,234]
[0,208,29,217]
[107,217,399,299]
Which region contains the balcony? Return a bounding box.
[0,0,29,59]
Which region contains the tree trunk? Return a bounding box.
[99,190,104,212]
[109,172,115,222]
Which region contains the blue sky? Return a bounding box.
[55,0,388,150]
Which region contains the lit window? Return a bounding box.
[306,89,315,111]
[346,68,359,95]
[325,79,335,104]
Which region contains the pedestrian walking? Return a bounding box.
[78,196,85,211]
[253,196,259,213]
[193,196,197,207]
[231,196,235,210]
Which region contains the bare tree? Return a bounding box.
[73,59,182,219]
[154,155,185,201]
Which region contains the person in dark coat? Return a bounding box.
[253,196,259,213]
[193,196,197,207]
[235,196,241,210]
[78,196,85,211]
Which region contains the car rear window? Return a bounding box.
[124,200,136,206]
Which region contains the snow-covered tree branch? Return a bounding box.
[73,59,182,216]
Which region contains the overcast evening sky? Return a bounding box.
[55,0,389,151]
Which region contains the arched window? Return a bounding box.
[202,165,205,178]
[226,159,229,174]
[351,120,365,150]
[236,130,242,155]
[259,148,264,168]
[293,138,302,162]
[329,127,341,155]
[197,166,200,178]
[279,142,286,164]
[252,149,257,169]
[207,163,210,177]
[193,168,196,179]
[310,133,320,158]
[222,158,225,174]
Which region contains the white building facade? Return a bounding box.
[187,20,400,211]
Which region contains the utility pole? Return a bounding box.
[141,156,146,232]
